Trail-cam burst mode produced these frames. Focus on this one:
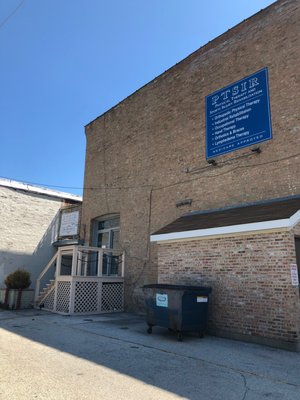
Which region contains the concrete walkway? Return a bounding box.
[0,310,299,399]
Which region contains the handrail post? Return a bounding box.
[56,248,62,277]
[71,246,78,276]
[121,252,125,277]
[97,249,103,277]
[77,249,82,276]
[83,253,88,277]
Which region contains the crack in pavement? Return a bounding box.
[240,373,250,400]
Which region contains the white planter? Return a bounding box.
[0,289,34,309]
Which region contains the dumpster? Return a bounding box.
[143,284,212,341]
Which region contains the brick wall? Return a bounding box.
[82,0,300,311]
[157,229,300,348]
[0,186,63,288]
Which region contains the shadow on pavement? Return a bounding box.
[0,309,300,400]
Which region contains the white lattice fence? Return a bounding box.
[56,282,71,313]
[35,245,125,315]
[43,287,55,311]
[101,282,124,312]
[74,281,98,313]
[38,278,124,315]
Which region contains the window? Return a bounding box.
[92,215,120,250]
[92,215,121,276]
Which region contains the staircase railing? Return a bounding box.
[34,252,58,302]
[35,246,125,304]
[74,246,125,277]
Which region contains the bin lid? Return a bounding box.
[143,284,212,293]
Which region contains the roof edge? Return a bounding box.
[151,210,300,243]
[0,178,82,202]
[183,194,300,219]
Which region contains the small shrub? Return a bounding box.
[5,269,31,289]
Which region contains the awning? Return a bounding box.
[151,195,300,242]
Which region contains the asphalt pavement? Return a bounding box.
[0,309,299,399]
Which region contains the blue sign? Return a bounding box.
[205,68,272,159]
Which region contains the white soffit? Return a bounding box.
[150,210,300,243]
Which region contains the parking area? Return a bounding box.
[0,309,300,399]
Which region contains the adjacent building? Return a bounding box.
[0,178,82,292]
[81,0,300,350]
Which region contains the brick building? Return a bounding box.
[0,178,82,295]
[81,0,300,349]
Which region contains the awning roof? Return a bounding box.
[151,195,300,242]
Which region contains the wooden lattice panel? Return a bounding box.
[74,281,98,313]
[56,282,71,313]
[43,287,55,311]
[101,283,124,312]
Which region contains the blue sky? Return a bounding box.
[0,0,275,196]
